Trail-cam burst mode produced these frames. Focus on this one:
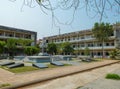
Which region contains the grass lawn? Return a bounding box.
[0,66,39,73]
[0,63,72,73]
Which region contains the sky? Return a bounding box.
[0,0,120,39]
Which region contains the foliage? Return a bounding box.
[6,38,17,58]
[6,38,17,50]
[92,22,113,42]
[0,41,6,54]
[56,43,62,55]
[110,49,120,60]
[74,48,80,55]
[106,73,120,80]
[84,47,90,56]
[47,43,57,54]
[6,66,39,73]
[92,22,113,58]
[17,38,33,55]
[0,83,11,88]
[61,42,74,54]
[18,38,33,47]
[24,46,39,55]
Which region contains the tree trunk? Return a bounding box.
[102,40,105,59]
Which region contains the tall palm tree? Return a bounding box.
[6,38,17,59]
[92,22,113,58]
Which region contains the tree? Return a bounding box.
[84,47,90,56]
[56,43,62,55]
[10,0,120,25]
[18,38,33,54]
[110,49,120,60]
[0,41,6,55]
[92,22,113,58]
[18,38,33,48]
[61,42,74,55]
[47,43,57,55]
[6,38,17,58]
[73,47,80,56]
[24,46,39,55]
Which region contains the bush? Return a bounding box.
[105,73,120,80]
[110,49,120,59]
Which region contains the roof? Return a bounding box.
[0,25,37,34]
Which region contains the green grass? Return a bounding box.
[0,83,11,88]
[0,63,72,73]
[0,66,39,73]
[105,73,120,80]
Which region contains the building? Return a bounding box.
[43,24,120,58]
[0,25,37,45]
[0,25,37,55]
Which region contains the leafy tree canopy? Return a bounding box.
[92,22,113,42]
[47,43,57,54]
[61,42,74,54]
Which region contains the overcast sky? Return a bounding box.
[0,0,119,39]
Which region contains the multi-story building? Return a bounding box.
[0,25,37,45]
[43,24,120,58]
[0,25,37,55]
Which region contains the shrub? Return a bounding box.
[105,73,120,80]
[110,49,120,59]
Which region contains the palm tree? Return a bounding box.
[6,38,17,59]
[92,22,113,58]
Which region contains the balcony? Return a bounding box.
[74,46,116,50]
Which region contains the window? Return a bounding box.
[97,52,101,56]
[80,44,84,47]
[81,36,84,39]
[111,42,114,46]
[73,45,75,48]
[105,52,109,56]
[106,43,109,46]
[81,52,84,55]
[97,43,102,46]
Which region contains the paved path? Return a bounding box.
[19,61,120,89]
[0,68,14,84]
[0,60,120,89]
[78,68,120,89]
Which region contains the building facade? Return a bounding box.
[43,24,120,58]
[0,25,37,56]
[0,25,37,46]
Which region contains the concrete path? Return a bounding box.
[0,68,14,84]
[78,68,120,89]
[19,63,120,89]
[0,60,120,89]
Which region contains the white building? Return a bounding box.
[43,24,120,58]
